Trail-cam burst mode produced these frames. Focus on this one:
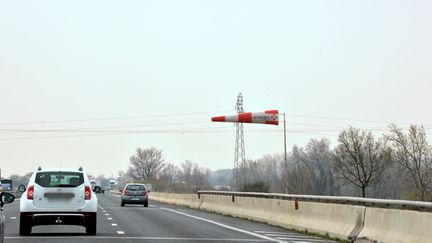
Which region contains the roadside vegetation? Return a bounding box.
[5,124,432,201]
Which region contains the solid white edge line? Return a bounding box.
[5,236,268,241]
[161,207,283,243]
[253,231,293,234]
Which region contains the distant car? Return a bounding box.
[92,186,105,193]
[121,183,148,207]
[1,192,15,243]
[19,167,98,235]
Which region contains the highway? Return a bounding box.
[3,193,337,243]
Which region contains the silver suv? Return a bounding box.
[20,167,98,235]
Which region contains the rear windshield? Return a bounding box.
[126,185,145,191]
[35,172,84,188]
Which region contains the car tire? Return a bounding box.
[144,201,148,207]
[19,213,31,236]
[85,213,97,235]
[121,202,125,207]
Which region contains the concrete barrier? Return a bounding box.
[150,192,199,208]
[268,199,365,241]
[149,191,432,242]
[199,195,363,241]
[356,207,432,243]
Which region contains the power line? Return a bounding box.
[0,110,234,126]
[286,113,432,127]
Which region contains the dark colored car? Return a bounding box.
[93,186,105,193]
[1,192,15,243]
[120,184,148,207]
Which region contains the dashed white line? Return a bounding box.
[117,231,125,235]
[107,217,113,220]
[102,210,107,213]
[10,217,17,220]
[105,213,109,216]
[111,223,118,226]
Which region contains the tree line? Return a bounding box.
[122,124,432,201]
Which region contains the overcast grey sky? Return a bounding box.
[1,0,431,177]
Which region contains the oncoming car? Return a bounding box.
[121,183,148,207]
[19,167,98,235]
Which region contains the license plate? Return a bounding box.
[131,197,140,200]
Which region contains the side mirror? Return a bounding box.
[0,192,15,207]
[18,184,26,192]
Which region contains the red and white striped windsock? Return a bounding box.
[211,110,279,125]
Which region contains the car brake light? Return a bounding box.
[123,189,128,195]
[27,185,34,200]
[143,191,147,196]
[85,186,91,200]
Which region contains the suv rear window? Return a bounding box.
[126,185,145,191]
[35,172,84,187]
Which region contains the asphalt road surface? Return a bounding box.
[3,193,337,243]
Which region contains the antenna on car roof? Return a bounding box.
[37,166,42,171]
[79,166,83,171]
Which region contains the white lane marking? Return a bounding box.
[117,231,125,235]
[107,217,113,220]
[111,223,118,226]
[102,210,107,213]
[105,213,109,216]
[10,217,17,220]
[267,234,316,238]
[5,236,268,241]
[149,205,155,208]
[110,194,121,198]
[291,241,325,243]
[254,231,291,234]
[161,208,282,243]
[278,238,331,242]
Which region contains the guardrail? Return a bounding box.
[197,191,432,212]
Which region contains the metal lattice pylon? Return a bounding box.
[234,93,245,190]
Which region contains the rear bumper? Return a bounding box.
[22,212,96,226]
[20,194,98,213]
[121,195,148,204]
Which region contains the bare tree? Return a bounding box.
[155,163,179,192]
[332,127,388,197]
[178,160,211,192]
[386,124,432,201]
[280,139,336,195]
[128,147,166,181]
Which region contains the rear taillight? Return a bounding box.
[143,191,147,196]
[122,189,128,195]
[85,186,91,200]
[27,185,34,200]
